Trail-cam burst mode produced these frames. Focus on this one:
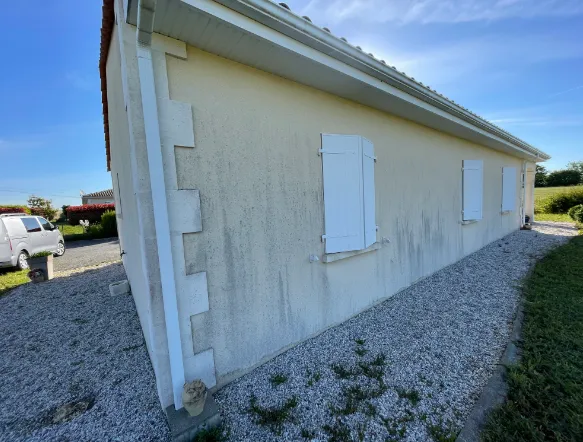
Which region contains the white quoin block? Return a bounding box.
[168,190,202,235]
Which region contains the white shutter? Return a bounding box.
[321,134,364,253]
[362,137,376,248]
[502,167,517,212]
[462,160,483,221]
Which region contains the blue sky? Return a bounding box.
[0,0,581,208]
[0,1,107,208]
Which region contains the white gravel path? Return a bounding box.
[0,263,170,442]
[215,222,578,442]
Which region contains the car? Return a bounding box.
[0,213,65,270]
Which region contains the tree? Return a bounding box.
[27,195,57,221]
[535,165,548,187]
[567,161,583,183]
[545,169,582,187]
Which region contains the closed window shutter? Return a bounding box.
[362,138,376,248]
[502,167,517,211]
[462,160,483,221]
[321,134,364,253]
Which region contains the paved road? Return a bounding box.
[53,238,121,272]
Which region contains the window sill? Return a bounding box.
[323,242,381,263]
[461,219,479,225]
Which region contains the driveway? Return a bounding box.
[0,263,170,441]
[54,238,121,272]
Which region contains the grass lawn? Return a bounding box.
[54,222,116,241]
[535,185,583,206]
[482,235,583,441]
[534,213,572,222]
[0,269,29,297]
[54,223,84,236]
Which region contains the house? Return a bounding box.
[81,189,115,205]
[99,0,549,418]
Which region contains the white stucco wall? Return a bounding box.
[160,45,526,388]
[82,197,114,205]
[106,10,174,408]
[525,162,536,221]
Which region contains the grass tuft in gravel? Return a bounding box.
[269,373,288,387]
[426,418,458,442]
[331,362,356,379]
[192,426,227,442]
[306,370,321,387]
[248,394,298,434]
[396,387,421,406]
[300,428,316,439]
[322,418,352,442]
[354,346,368,357]
[482,235,583,442]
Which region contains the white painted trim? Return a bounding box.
[135,0,185,409]
[322,242,381,263]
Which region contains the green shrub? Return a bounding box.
[538,187,583,214]
[100,210,118,237]
[568,204,583,223]
[29,251,53,258]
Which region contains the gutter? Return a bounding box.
[213,0,550,161]
[135,0,186,409]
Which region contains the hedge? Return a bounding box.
[67,203,116,225]
[0,206,30,215]
[538,187,583,214]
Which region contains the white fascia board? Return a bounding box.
[170,0,549,162]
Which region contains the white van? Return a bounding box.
[0,213,65,270]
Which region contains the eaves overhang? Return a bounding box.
[119,0,550,164]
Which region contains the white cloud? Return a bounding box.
[549,85,583,97]
[351,31,583,88]
[300,0,583,25]
[0,121,102,151]
[66,71,96,90]
[482,104,583,129]
[488,116,583,127]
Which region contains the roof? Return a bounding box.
[101,0,550,168]
[83,189,114,199]
[100,0,114,171]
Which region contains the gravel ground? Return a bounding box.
[215,222,578,442]
[54,238,121,272]
[0,262,170,442]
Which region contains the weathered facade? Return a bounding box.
[101,0,548,411]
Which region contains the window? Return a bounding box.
[38,217,53,231]
[21,217,41,233]
[320,134,376,253]
[462,160,483,221]
[502,167,517,212]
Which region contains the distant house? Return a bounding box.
[100,0,549,415]
[81,189,114,205]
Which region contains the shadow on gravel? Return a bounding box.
[65,238,119,250]
[0,262,170,442]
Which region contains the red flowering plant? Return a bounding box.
[66,203,115,225]
[0,206,30,215]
